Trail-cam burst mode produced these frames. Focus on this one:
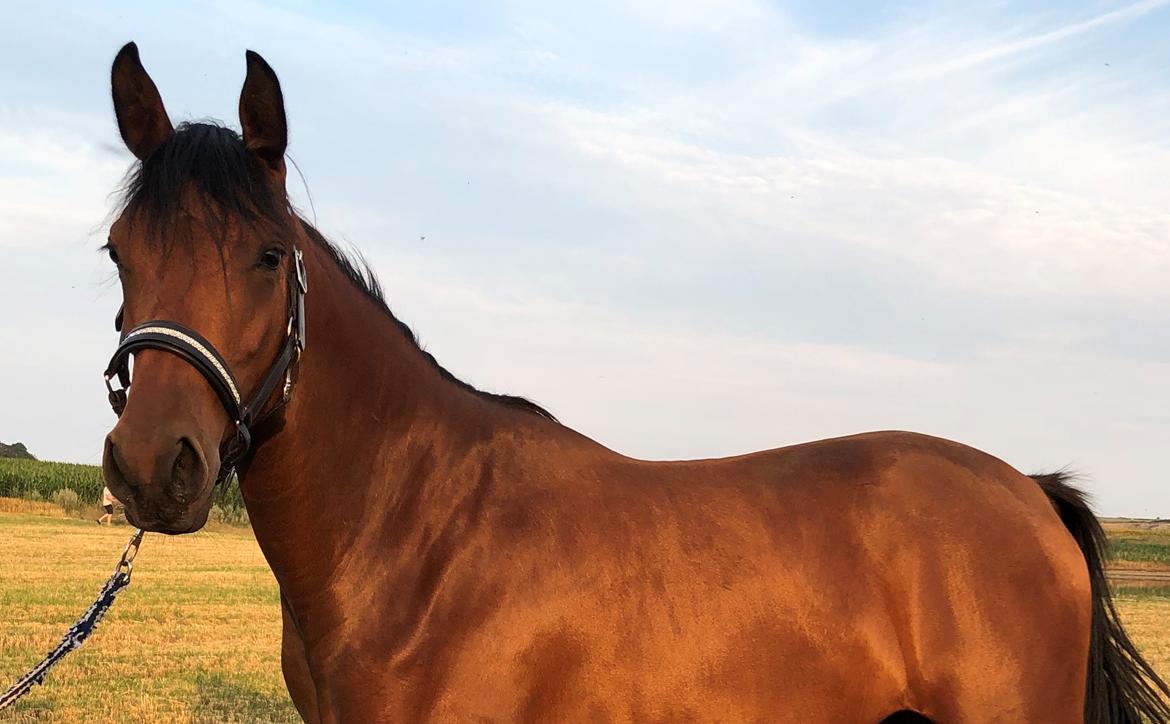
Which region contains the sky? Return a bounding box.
[1,0,1168,516]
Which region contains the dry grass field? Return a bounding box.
[1,503,1167,722]
[0,508,296,722]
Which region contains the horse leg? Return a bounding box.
[280,592,320,723]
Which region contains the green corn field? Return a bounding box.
[0,458,104,501]
[0,457,246,510]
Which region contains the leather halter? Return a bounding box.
[104,248,308,485]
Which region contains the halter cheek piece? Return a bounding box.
[104,248,308,485]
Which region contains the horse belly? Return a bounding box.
[390,561,910,722]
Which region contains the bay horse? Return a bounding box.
[99,42,1169,723]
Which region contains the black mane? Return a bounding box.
[119,121,556,422]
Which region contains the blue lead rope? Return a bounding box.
[0,528,144,712]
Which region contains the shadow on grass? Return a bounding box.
[193,671,300,723]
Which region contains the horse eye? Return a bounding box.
[106,246,120,265]
[258,248,284,271]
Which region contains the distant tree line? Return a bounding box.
[0,441,36,460]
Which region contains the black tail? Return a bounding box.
[1032,471,1170,723]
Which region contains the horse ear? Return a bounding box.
[111,42,174,161]
[239,50,288,175]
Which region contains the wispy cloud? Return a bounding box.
[905,0,1170,82]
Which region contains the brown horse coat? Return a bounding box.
[99,43,1170,723]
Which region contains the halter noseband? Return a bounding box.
[104,248,308,485]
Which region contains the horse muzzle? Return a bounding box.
[103,422,216,534]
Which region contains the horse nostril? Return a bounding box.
[173,438,195,478]
[168,437,207,503]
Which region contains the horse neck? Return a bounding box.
[238,236,504,600]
